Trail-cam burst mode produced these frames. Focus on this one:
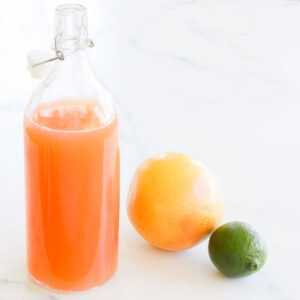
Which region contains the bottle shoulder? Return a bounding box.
[25,54,118,124]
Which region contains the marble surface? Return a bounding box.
[0,0,299,299]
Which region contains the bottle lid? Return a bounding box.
[27,50,57,80]
[27,4,94,79]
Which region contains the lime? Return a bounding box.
[208,221,267,277]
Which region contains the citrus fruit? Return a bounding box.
[127,152,223,251]
[208,221,267,277]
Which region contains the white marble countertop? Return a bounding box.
[0,0,298,299]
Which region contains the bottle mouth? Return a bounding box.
[55,4,86,16]
[55,4,88,52]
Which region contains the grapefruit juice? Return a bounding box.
[24,99,119,291]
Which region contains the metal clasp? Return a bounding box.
[31,35,94,68]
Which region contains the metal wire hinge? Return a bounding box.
[31,36,95,68]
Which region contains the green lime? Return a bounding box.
[208,221,267,278]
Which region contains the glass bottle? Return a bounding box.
[24,4,119,291]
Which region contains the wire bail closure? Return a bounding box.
[31,35,94,68]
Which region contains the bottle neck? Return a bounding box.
[55,32,89,55]
[55,48,89,79]
[52,3,95,96]
[55,4,89,56]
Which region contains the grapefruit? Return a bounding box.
[127,152,223,251]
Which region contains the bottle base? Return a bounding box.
[28,270,116,293]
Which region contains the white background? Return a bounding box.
[0,0,299,299]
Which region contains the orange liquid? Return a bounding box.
[24,100,119,291]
